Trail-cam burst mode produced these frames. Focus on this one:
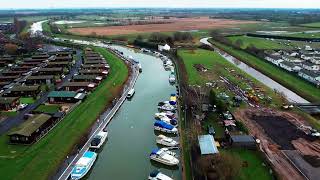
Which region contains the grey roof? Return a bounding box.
[299,69,320,78]
[230,135,255,143]
[281,61,299,68]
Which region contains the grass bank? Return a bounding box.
[209,39,320,102]
[0,47,129,180]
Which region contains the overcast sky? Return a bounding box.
[1,0,320,9]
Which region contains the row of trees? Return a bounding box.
[147,31,194,45]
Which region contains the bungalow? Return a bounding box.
[61,82,95,92]
[0,81,10,88]
[46,61,70,68]
[82,64,110,70]
[79,69,109,76]
[32,53,49,60]
[23,58,47,63]
[36,67,63,75]
[53,55,73,62]
[265,55,284,66]
[0,97,19,111]
[8,114,54,144]
[4,85,40,97]
[298,69,320,85]
[229,135,256,149]
[11,66,34,71]
[19,62,42,67]
[0,75,20,82]
[279,61,302,72]
[282,55,303,63]
[302,61,320,71]
[309,56,320,65]
[84,60,106,64]
[47,91,86,103]
[72,75,103,83]
[1,70,27,76]
[25,75,54,85]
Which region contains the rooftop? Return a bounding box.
[48,91,77,98]
[198,135,219,155]
[11,85,40,92]
[0,97,19,104]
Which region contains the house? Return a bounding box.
[23,58,47,63]
[4,85,40,97]
[0,75,20,82]
[25,75,54,85]
[47,91,86,103]
[31,53,49,60]
[36,67,64,75]
[1,70,27,76]
[8,114,54,144]
[82,64,110,70]
[265,55,284,66]
[11,66,34,71]
[79,69,109,76]
[302,61,320,71]
[46,61,70,68]
[298,69,320,85]
[72,75,103,83]
[279,61,302,72]
[229,135,256,149]
[0,97,19,111]
[61,82,95,92]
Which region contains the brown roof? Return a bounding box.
[39,67,63,72]
[27,75,54,80]
[62,82,91,87]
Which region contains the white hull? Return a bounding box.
[150,155,179,166]
[89,132,108,149]
[71,154,97,180]
[154,126,177,134]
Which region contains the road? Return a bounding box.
[0,49,83,135]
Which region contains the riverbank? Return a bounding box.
[208,39,320,102]
[0,47,129,180]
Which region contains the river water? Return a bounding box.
[87,46,181,180]
[200,38,309,103]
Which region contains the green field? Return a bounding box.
[301,22,320,28]
[19,97,36,104]
[0,47,128,180]
[34,104,61,114]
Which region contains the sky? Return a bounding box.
[1,0,320,9]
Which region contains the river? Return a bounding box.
[87,46,181,180]
[200,38,309,103]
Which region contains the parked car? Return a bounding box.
[207,125,215,136]
[18,104,28,111]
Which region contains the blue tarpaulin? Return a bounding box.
[198,135,219,155]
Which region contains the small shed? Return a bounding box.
[230,135,256,149]
[198,135,219,155]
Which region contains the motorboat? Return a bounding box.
[137,63,142,72]
[127,88,135,99]
[155,117,178,127]
[158,104,176,112]
[71,151,97,180]
[154,120,178,134]
[150,148,179,166]
[158,101,176,107]
[169,74,176,84]
[89,131,108,149]
[156,135,179,147]
[155,112,176,120]
[148,170,173,180]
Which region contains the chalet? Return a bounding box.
[53,55,73,62]
[0,75,20,82]
[279,61,302,72]
[32,53,49,60]
[282,55,303,63]
[19,62,42,66]
[36,67,63,75]
[84,60,106,64]
[4,85,40,97]
[229,135,256,149]
[61,82,95,91]
[46,61,70,68]
[0,97,19,111]
[8,114,54,144]
[309,56,320,65]
[265,55,283,66]
[47,91,85,103]
[72,75,103,83]
[23,58,47,63]
[11,66,34,71]
[0,81,10,88]
[79,69,109,76]
[302,61,320,71]
[25,75,54,85]
[1,70,27,76]
[82,64,110,70]
[298,70,320,85]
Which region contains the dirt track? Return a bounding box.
[69,17,256,36]
[234,108,320,180]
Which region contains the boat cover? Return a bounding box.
[154,120,174,130]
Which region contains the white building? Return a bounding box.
[302,61,320,71]
[265,55,284,66]
[279,61,302,72]
[298,69,320,85]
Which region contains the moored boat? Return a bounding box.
[169,73,176,84]
[156,134,179,147]
[71,151,97,180]
[150,148,179,166]
[127,88,135,99]
[148,170,173,180]
[154,120,178,134]
[158,103,176,112]
[89,130,108,149]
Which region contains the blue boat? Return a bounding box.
[154,120,178,134]
[71,151,97,180]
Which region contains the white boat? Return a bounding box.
[138,63,142,72]
[155,112,176,119]
[169,74,176,84]
[127,88,135,99]
[154,120,178,134]
[156,135,179,147]
[71,151,97,180]
[148,170,173,180]
[89,130,108,149]
[150,148,179,166]
[158,104,176,112]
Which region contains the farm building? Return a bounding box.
[8,114,54,144]
[229,135,256,149]
[0,97,19,111]
[61,82,95,91]
[72,75,103,83]
[47,91,85,103]
[4,85,40,97]
[25,75,54,85]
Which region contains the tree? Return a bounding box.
[4,43,18,55]
[209,90,217,106]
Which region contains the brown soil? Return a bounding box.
[69,17,256,36]
[234,108,315,180]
